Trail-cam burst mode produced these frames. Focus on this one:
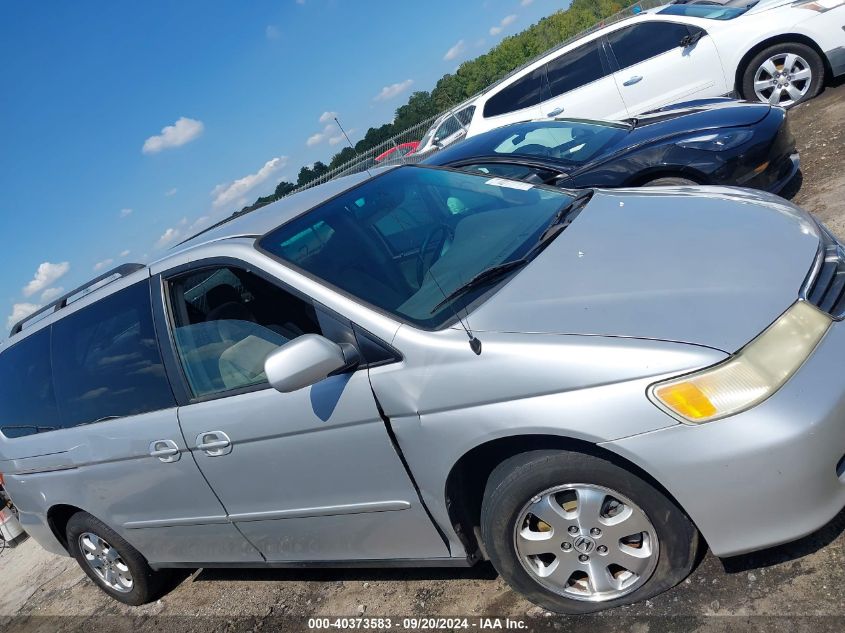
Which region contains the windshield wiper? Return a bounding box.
[538,189,594,243]
[430,190,595,314]
[430,260,529,314]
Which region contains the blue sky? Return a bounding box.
[0,0,563,333]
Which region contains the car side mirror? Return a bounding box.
[680,31,704,48]
[264,334,360,393]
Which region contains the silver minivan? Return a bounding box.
[2,166,845,614]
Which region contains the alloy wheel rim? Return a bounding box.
[753,53,812,107]
[79,532,134,593]
[513,483,659,602]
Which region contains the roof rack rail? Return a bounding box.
[9,263,146,337]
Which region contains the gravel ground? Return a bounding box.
[1,81,844,633]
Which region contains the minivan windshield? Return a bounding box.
[259,166,576,329]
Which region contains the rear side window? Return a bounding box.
[456,106,475,125]
[435,115,462,142]
[606,22,693,70]
[0,328,59,438]
[546,40,608,98]
[484,66,550,118]
[51,281,174,427]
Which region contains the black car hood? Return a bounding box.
[618,102,773,149]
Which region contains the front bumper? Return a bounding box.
[764,152,801,194]
[602,317,845,558]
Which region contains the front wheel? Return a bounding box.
[741,43,824,108]
[66,511,169,605]
[480,450,699,614]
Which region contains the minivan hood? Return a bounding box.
[467,187,821,352]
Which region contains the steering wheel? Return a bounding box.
[416,224,455,286]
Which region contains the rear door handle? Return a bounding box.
[149,439,181,463]
[196,431,233,456]
[623,76,643,86]
[547,107,565,117]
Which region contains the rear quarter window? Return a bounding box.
[0,328,60,438]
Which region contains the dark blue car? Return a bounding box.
[422,99,799,194]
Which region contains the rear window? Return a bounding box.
[0,328,60,438]
[50,281,175,428]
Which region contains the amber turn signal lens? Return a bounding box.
[654,382,717,421]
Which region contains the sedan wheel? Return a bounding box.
[514,484,659,602]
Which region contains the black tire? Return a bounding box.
[66,511,168,605]
[643,177,698,187]
[480,450,700,614]
[740,42,824,108]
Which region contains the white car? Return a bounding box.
[466,0,845,137]
[416,103,477,155]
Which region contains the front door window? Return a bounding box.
[168,266,321,397]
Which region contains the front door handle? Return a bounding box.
[196,431,233,456]
[149,439,181,463]
[547,107,565,117]
[623,75,643,86]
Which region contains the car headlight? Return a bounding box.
[793,0,845,12]
[649,301,831,424]
[676,130,754,151]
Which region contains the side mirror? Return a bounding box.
[264,334,360,393]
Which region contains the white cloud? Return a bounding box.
[156,228,181,249]
[142,117,204,154]
[265,24,280,40]
[307,126,331,147]
[119,207,133,218]
[23,262,70,298]
[490,14,518,35]
[93,258,114,272]
[521,0,534,6]
[119,250,131,258]
[319,111,338,123]
[444,40,466,61]
[164,187,178,197]
[373,79,413,102]
[7,303,41,331]
[296,0,305,4]
[40,287,64,302]
[211,157,288,209]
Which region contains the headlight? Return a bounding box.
[793,0,845,12]
[649,301,831,424]
[676,130,754,151]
